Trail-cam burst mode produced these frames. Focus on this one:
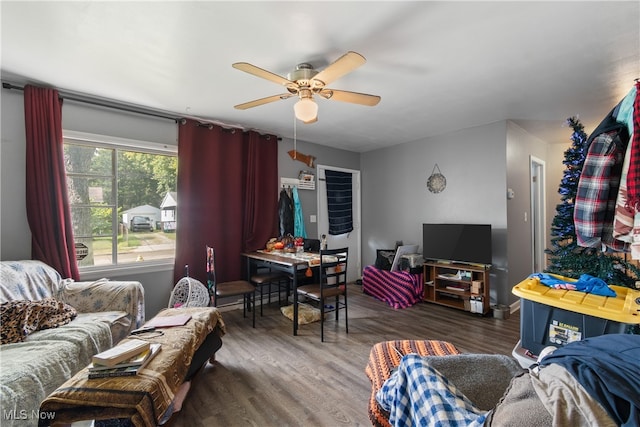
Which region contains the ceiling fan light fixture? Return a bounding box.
[294,97,318,122]
[233,51,379,119]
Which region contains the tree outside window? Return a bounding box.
[64,138,177,267]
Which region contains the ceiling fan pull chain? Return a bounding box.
[293,114,297,158]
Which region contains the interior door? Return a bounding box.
[530,156,546,272]
[317,165,361,282]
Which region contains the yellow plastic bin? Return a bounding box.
[512,275,640,357]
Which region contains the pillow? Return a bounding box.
[375,250,396,270]
[280,303,322,325]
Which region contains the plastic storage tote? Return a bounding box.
[512,275,640,357]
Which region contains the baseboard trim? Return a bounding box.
[214,290,291,313]
[510,299,520,314]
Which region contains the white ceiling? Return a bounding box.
[2,1,638,153]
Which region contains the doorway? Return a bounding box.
[316,165,362,282]
[530,156,546,272]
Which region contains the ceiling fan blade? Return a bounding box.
[232,62,294,87]
[311,51,366,86]
[234,93,294,110]
[318,89,381,106]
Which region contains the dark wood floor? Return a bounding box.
[169,283,521,427]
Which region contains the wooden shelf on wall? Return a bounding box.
[280,177,315,190]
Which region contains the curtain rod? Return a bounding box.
[2,81,282,140]
[2,82,179,122]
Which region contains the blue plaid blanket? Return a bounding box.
[376,354,487,427]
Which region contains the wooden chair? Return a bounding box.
[296,247,349,342]
[206,246,256,327]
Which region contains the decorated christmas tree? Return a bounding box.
[545,117,640,288]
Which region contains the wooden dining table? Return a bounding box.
[242,250,320,335]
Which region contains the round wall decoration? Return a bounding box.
[427,164,446,193]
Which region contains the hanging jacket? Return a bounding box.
[624,82,640,208]
[612,86,637,241]
[278,188,294,237]
[574,124,629,252]
[292,186,307,238]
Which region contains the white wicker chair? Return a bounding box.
[168,277,210,308]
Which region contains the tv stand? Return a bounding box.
[423,261,490,315]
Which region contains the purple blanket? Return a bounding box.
[363,266,423,309]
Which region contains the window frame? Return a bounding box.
[63,130,177,278]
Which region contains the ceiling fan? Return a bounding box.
[232,51,381,123]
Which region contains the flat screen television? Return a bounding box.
[422,223,492,265]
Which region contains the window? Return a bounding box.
[63,131,177,268]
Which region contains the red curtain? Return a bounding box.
[24,85,79,280]
[243,131,279,251]
[174,120,278,284]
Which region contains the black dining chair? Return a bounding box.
[250,269,291,315]
[206,246,256,327]
[296,247,349,342]
[303,238,321,252]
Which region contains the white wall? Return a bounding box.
[358,121,571,306]
[361,121,509,305]
[505,122,551,302]
[1,89,31,259]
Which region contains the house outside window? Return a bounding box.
[63,131,177,268]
